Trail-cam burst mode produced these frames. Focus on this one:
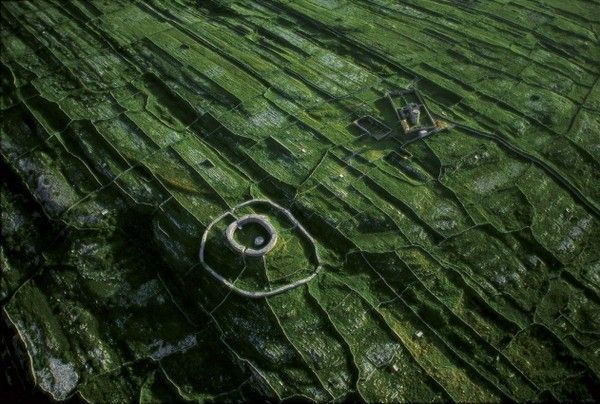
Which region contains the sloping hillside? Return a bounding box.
[1,0,599,401]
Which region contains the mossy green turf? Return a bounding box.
[1,0,599,401]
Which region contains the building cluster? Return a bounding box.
[353,88,441,140]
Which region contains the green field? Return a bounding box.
[1,0,599,401]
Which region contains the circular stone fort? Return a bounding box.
[224,214,278,257]
[199,199,321,298]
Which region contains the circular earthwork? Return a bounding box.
[224,214,278,257]
[199,199,321,298]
